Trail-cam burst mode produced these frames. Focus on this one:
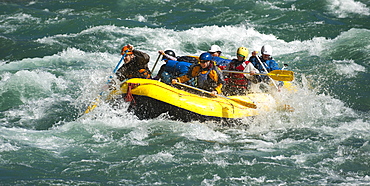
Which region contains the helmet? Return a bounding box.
[121,46,133,55]
[162,50,176,60]
[261,45,272,56]
[208,45,222,53]
[199,52,213,61]
[237,47,249,58]
[164,50,176,57]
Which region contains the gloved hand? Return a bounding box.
[171,79,178,84]
[126,44,134,51]
[252,51,258,56]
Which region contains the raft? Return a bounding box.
[105,78,276,123]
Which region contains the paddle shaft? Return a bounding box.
[113,53,125,73]
[175,82,215,95]
[223,70,275,76]
[151,53,162,74]
[84,51,128,114]
[256,56,279,89]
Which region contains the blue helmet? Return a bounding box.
[199,52,212,61]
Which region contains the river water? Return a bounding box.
[0,0,369,185]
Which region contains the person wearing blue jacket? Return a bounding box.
[249,45,280,72]
[249,45,281,83]
[155,50,195,84]
[154,50,178,82]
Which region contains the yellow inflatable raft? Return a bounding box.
[105,78,276,123]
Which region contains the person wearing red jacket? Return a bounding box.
[224,47,259,96]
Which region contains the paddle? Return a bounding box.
[84,51,128,114]
[255,56,279,89]
[222,70,294,81]
[174,82,257,109]
[151,53,162,74]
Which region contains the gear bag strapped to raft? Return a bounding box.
[176,56,198,64]
[164,60,193,77]
[160,60,194,84]
[212,56,232,70]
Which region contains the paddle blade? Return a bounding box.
[267,70,294,81]
[228,97,257,109]
[84,104,97,114]
[233,99,257,108]
[84,96,101,114]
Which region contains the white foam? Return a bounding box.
[131,14,148,22]
[0,47,118,72]
[138,152,175,164]
[333,59,366,77]
[0,126,73,154]
[4,13,40,23]
[0,70,77,128]
[27,1,37,6]
[0,13,40,33]
[198,0,223,3]
[0,134,20,152]
[261,1,302,12]
[28,23,345,69]
[327,0,370,18]
[180,122,230,142]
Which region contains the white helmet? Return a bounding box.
[208,45,222,53]
[261,45,272,56]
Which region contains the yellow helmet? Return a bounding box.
[237,47,249,58]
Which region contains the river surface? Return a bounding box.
[0,0,369,185]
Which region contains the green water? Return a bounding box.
[0,0,369,185]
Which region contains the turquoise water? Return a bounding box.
[1,0,369,185]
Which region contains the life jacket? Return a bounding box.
[227,60,250,89]
[176,56,198,64]
[197,68,212,88]
[160,71,172,84]
[117,65,151,80]
[193,63,221,92]
[177,62,223,93]
[138,68,151,79]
